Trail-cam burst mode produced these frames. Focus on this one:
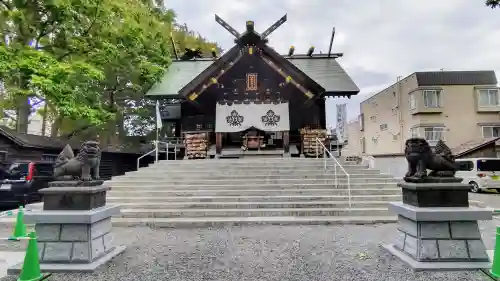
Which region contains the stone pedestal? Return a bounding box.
[383,181,493,271]
[8,182,125,274]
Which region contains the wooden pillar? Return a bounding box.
[216,132,222,154]
[283,131,290,153]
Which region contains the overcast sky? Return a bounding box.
[165,0,500,127]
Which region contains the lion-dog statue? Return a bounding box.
[404,138,457,182]
[53,141,101,181]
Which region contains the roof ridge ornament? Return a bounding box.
[214,14,287,44]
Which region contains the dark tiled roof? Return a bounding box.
[146,55,360,97]
[452,137,500,157]
[0,126,75,150]
[146,60,214,97]
[288,57,359,95]
[416,71,497,86]
[0,126,140,154]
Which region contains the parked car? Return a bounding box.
[0,161,54,209]
[456,158,500,193]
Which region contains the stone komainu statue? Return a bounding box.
[53,141,101,181]
[404,138,457,182]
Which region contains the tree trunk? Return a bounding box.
[51,115,62,137]
[41,102,48,136]
[16,96,30,133]
[16,73,31,134]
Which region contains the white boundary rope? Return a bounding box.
[0,237,35,241]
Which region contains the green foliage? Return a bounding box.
[0,0,219,138]
[486,0,500,8]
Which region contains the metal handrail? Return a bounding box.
[315,137,351,207]
[137,148,157,170]
[137,140,180,170]
[155,140,179,162]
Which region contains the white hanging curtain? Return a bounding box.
[215,102,290,133]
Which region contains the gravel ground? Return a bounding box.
[1,220,499,281]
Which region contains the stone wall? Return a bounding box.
[394,215,488,261]
[36,217,114,263]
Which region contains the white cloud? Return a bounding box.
[166,0,500,125]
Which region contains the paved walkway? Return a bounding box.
[470,193,500,211]
[0,252,24,279]
[1,221,498,281]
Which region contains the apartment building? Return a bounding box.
[346,70,499,156]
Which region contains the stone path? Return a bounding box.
[0,220,499,281]
[470,193,500,210]
[0,252,24,279]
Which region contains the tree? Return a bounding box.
[486,0,500,8]
[0,0,219,147]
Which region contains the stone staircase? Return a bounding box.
[105,158,402,227]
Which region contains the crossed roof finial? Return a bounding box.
[214,14,287,43]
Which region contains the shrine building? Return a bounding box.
[146,15,360,158]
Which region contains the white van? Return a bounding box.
[456,158,500,192]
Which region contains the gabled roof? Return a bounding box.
[146,16,359,98]
[146,54,359,97]
[416,71,497,86]
[177,46,241,98]
[453,137,500,158]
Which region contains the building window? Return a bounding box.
[482,126,500,138]
[360,137,365,153]
[409,93,416,110]
[423,90,441,108]
[372,137,378,144]
[246,73,258,91]
[392,108,397,115]
[380,124,388,131]
[410,128,419,138]
[370,116,376,122]
[393,134,398,141]
[424,127,445,142]
[478,89,499,106]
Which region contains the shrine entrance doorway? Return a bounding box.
[214,102,290,155]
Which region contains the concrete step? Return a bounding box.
[143,164,369,170]
[115,171,387,180]
[148,160,368,169]
[153,159,366,165]
[107,188,401,197]
[108,182,397,190]
[108,178,397,187]
[118,207,391,218]
[107,194,402,203]
[112,200,391,209]
[110,216,397,228]
[125,168,382,176]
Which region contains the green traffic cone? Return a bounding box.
[17,232,48,281]
[10,207,26,240]
[491,226,500,278]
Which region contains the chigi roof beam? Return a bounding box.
[215,15,241,38]
[261,14,287,39]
